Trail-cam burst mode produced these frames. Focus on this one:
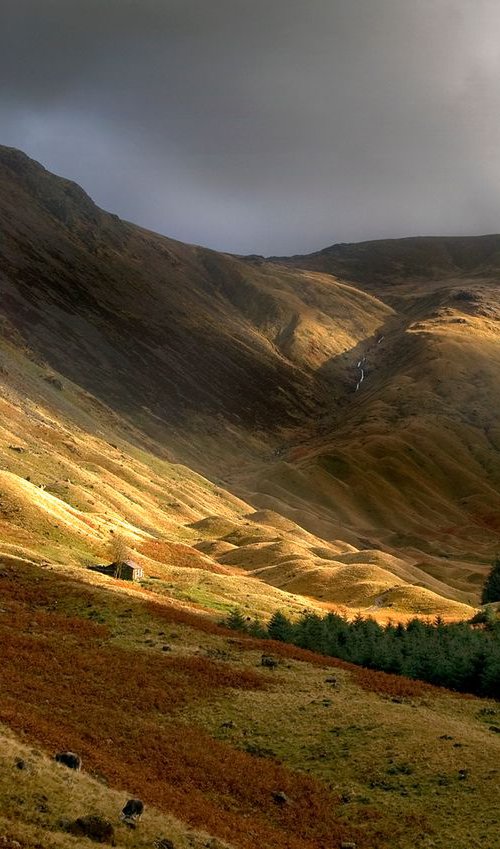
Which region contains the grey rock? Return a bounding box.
[67,815,115,844]
[54,751,81,771]
[271,790,290,806]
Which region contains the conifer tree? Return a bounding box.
[226,608,247,631]
[268,611,293,642]
[481,558,500,604]
[263,600,500,698]
[248,617,267,638]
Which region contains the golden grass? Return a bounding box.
[0,317,486,620]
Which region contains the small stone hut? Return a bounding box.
[114,559,144,581]
[88,560,144,581]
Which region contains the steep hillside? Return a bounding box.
[0,145,389,472]
[2,145,500,616]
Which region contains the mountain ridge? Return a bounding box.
[269,232,500,292]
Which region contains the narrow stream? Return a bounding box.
[354,335,384,391]
[355,356,366,391]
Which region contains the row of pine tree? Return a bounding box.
[225,607,500,698]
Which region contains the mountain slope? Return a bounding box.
[0,145,389,472]
[273,233,500,289]
[246,235,500,604]
[2,145,500,615]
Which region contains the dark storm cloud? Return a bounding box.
[1,0,500,253]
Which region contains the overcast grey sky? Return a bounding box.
[1,0,500,254]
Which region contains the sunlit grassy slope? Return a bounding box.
[0,333,474,620]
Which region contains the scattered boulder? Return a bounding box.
[14,758,27,770]
[458,769,468,780]
[220,720,236,729]
[120,798,144,824]
[67,815,115,844]
[261,654,278,669]
[271,790,290,806]
[54,751,82,771]
[8,446,25,453]
[325,676,337,686]
[340,843,357,849]
[489,725,500,734]
[162,645,172,652]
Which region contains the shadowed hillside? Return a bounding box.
[0,145,389,473]
[272,233,500,289]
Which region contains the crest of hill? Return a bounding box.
[270,233,500,289]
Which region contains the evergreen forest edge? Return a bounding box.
[224,607,500,698]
